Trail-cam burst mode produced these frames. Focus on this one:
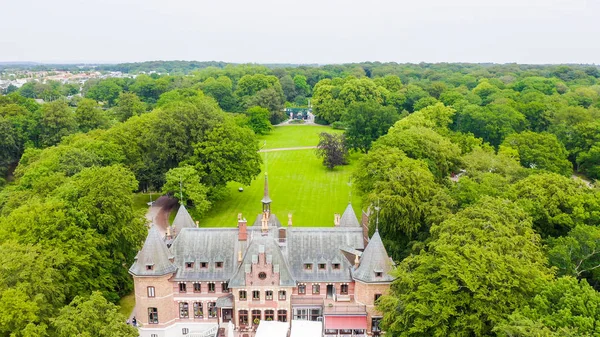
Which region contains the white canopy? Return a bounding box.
[290,320,322,337]
[255,321,289,337]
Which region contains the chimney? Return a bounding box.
[334,213,341,227]
[195,221,199,227]
[354,254,360,268]
[288,213,293,227]
[238,250,243,262]
[166,226,172,239]
[238,214,247,241]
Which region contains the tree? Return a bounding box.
[279,75,297,102]
[547,225,600,284]
[316,132,348,170]
[378,197,552,336]
[162,165,210,215]
[85,79,123,106]
[500,131,572,176]
[52,292,138,337]
[341,101,399,153]
[199,76,236,111]
[39,100,78,147]
[245,106,272,135]
[75,98,109,133]
[293,74,311,97]
[113,92,146,122]
[577,143,600,180]
[243,87,286,124]
[495,277,600,337]
[455,103,527,147]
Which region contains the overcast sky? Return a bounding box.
[1,0,597,64]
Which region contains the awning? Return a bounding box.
[324,316,368,329]
[216,294,233,308]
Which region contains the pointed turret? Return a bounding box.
[261,174,272,213]
[353,230,394,282]
[340,203,360,227]
[129,225,177,276]
[171,204,196,236]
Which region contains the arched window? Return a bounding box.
[239,310,248,326]
[179,302,189,318]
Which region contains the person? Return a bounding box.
[132,316,137,326]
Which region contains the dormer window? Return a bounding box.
[304,263,313,270]
[216,262,223,268]
[375,271,383,278]
[332,263,340,270]
[185,262,194,269]
[200,262,208,269]
[146,264,154,271]
[318,263,326,270]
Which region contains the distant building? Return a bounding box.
[130,176,394,337]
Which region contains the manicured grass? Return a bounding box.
[132,192,157,211]
[200,146,362,228]
[257,125,343,149]
[118,292,135,317]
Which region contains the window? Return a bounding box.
[151,334,158,337]
[312,284,320,294]
[193,283,201,293]
[146,264,153,271]
[182,328,189,335]
[333,263,340,270]
[252,310,261,325]
[200,262,208,268]
[265,290,273,300]
[318,263,326,270]
[265,309,274,321]
[147,286,155,297]
[208,282,215,293]
[252,290,260,301]
[239,310,248,326]
[179,283,187,293]
[304,263,313,270]
[294,308,321,321]
[208,302,217,318]
[341,284,348,295]
[375,271,383,278]
[222,282,229,293]
[148,307,158,324]
[278,290,286,300]
[216,261,223,268]
[193,302,203,318]
[298,284,306,294]
[374,294,382,303]
[277,309,287,322]
[239,290,247,301]
[179,302,189,318]
[258,272,267,280]
[185,262,193,269]
[372,317,382,332]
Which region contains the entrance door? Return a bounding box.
[326,285,334,299]
[222,309,232,322]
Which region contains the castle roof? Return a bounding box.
[261,174,272,204]
[352,230,394,283]
[129,224,177,276]
[339,203,360,227]
[171,204,196,235]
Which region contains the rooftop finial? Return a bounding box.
[374,198,381,232]
[261,140,272,213]
[347,179,352,204]
[179,175,184,205]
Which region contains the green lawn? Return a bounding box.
[200,125,362,228]
[132,192,157,211]
[257,125,343,149]
[118,292,135,317]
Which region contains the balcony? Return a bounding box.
[323,304,366,315]
[290,295,324,306]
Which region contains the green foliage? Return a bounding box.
[113,92,146,122]
[547,225,600,283]
[39,101,78,147]
[316,132,348,170]
[162,165,210,215]
[379,197,553,336]
[52,292,138,337]
[341,101,399,153]
[74,98,109,133]
[245,106,272,135]
[455,103,527,147]
[500,131,572,176]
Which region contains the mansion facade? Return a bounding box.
[130,177,394,337]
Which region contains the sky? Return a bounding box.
[1,0,598,64]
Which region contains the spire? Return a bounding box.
[352,230,394,283]
[129,225,176,276]
[339,203,360,227]
[261,173,272,213]
[171,204,196,236]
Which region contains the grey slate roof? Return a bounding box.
[340,203,360,227]
[229,235,295,287]
[169,228,239,281]
[216,294,234,308]
[172,204,197,235]
[352,230,395,283]
[251,213,282,228]
[129,225,177,276]
[287,227,364,282]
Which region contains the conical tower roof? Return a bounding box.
[261,174,272,204]
[129,225,177,276]
[353,230,394,282]
[172,204,196,234]
[340,203,360,227]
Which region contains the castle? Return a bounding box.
[129,176,394,337]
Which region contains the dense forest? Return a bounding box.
[1,61,600,336]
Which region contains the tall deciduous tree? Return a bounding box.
[113,92,146,122]
[162,165,210,215]
[341,101,399,153]
[75,98,109,133]
[379,197,552,336]
[39,100,78,147]
[245,106,272,135]
[500,131,572,176]
[316,132,348,170]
